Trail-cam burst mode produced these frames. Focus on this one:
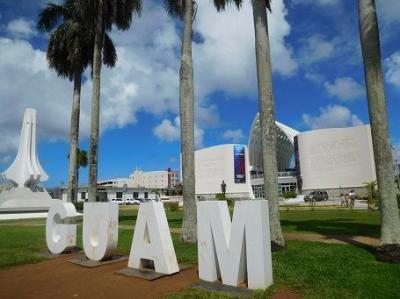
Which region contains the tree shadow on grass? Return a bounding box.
[282,218,380,252]
[282,218,380,237]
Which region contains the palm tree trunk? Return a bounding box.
[67,69,81,204]
[251,0,285,248]
[358,0,400,248]
[88,0,104,202]
[179,0,197,243]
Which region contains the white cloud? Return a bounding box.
[153,118,180,143]
[385,52,400,87]
[303,105,363,130]
[299,35,335,65]
[152,117,204,149]
[324,77,365,101]
[377,0,400,25]
[0,0,296,162]
[193,0,298,97]
[7,18,37,38]
[222,129,245,143]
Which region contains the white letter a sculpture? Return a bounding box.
[0,108,55,212]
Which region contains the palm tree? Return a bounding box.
[37,0,117,203]
[215,0,285,249]
[358,0,400,260]
[75,0,141,202]
[164,0,198,243]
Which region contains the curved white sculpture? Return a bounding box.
[83,202,119,261]
[3,108,48,187]
[0,108,55,212]
[46,202,77,254]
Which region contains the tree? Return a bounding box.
[75,149,88,198]
[164,0,198,242]
[67,148,88,203]
[363,180,378,209]
[75,0,141,202]
[358,0,400,262]
[215,0,285,249]
[38,0,116,203]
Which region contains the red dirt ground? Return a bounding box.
[0,255,198,299]
[1,233,377,299]
[271,288,301,299]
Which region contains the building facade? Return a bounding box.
[58,168,180,202]
[248,114,299,197]
[247,113,389,198]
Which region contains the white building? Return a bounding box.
[295,125,376,194]
[59,168,180,202]
[248,114,299,197]
[195,144,254,199]
[247,113,383,197]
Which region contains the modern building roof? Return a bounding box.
[248,113,300,172]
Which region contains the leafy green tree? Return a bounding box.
[75,0,141,201]
[364,181,378,209]
[215,0,285,249]
[38,0,116,203]
[358,0,400,260]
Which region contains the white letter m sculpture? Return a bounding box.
[198,200,273,290]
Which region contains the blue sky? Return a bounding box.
[0,0,399,187]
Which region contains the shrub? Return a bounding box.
[283,191,297,199]
[74,201,84,212]
[215,193,234,207]
[164,202,180,212]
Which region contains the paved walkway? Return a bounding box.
[284,232,379,247]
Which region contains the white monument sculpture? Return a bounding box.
[46,202,77,254]
[128,202,179,274]
[83,202,119,261]
[0,108,55,212]
[198,200,273,289]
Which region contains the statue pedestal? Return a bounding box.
[0,187,57,212]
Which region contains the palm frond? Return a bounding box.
[37,2,70,32]
[164,0,185,19]
[103,33,117,67]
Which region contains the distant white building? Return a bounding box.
[58,168,180,202]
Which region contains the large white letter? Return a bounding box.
[46,202,77,254]
[83,202,118,261]
[198,200,273,289]
[128,202,179,274]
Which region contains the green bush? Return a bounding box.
[215,193,234,207]
[397,193,400,209]
[74,201,84,211]
[215,193,226,200]
[283,191,297,199]
[164,202,180,212]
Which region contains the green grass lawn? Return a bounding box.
[280,209,381,237]
[0,207,398,299]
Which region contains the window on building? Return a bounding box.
[116,192,123,199]
[133,192,139,199]
[81,192,86,200]
[144,192,148,199]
